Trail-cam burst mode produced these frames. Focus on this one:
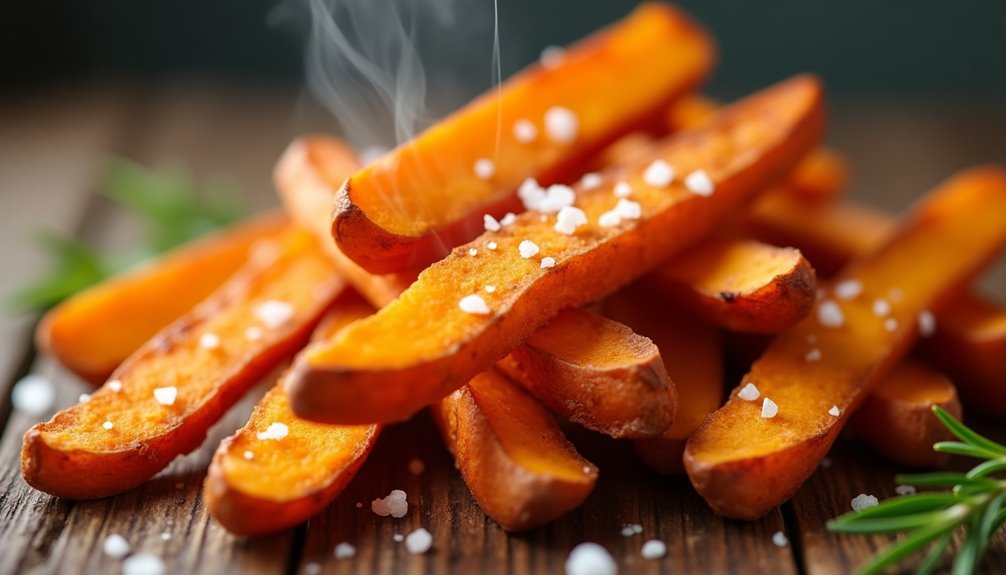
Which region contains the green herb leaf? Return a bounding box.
[933,406,1006,457]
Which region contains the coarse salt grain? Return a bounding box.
[918,311,936,337]
[333,542,356,559]
[372,489,408,518]
[245,326,264,342]
[405,528,433,554]
[761,398,779,419]
[872,298,891,317]
[541,257,556,269]
[485,285,496,293]
[500,212,517,226]
[805,348,822,362]
[598,210,621,228]
[243,450,254,460]
[895,485,917,496]
[614,198,641,220]
[103,534,131,558]
[544,106,578,144]
[513,119,537,143]
[643,160,675,188]
[473,158,495,180]
[519,240,540,258]
[459,294,491,315]
[738,383,760,401]
[540,184,576,213]
[817,300,845,328]
[487,241,498,250]
[580,173,603,190]
[540,45,565,68]
[468,248,478,257]
[103,421,114,430]
[123,553,165,575]
[834,279,863,300]
[199,332,220,350]
[153,386,177,407]
[393,533,405,542]
[304,563,322,575]
[583,465,592,474]
[11,374,55,416]
[483,214,501,232]
[565,542,617,575]
[851,494,879,511]
[772,531,789,547]
[884,318,898,332]
[409,458,425,475]
[108,379,123,392]
[257,422,289,441]
[613,181,632,198]
[160,532,172,541]
[828,405,841,417]
[78,393,91,404]
[640,539,666,559]
[254,300,294,329]
[684,169,715,196]
[554,206,588,235]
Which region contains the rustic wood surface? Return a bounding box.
[0,83,1003,574]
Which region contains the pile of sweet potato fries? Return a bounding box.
[22,3,1006,536]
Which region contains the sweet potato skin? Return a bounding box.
[853,361,961,469]
[650,239,816,333]
[274,136,414,307]
[433,370,597,531]
[498,308,674,438]
[603,287,724,475]
[288,76,825,425]
[205,293,378,536]
[36,211,289,383]
[685,166,1006,520]
[334,3,715,273]
[22,230,345,499]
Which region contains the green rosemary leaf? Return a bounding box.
[895,472,978,488]
[967,459,1006,479]
[830,493,962,523]
[916,532,953,575]
[953,511,984,575]
[933,441,1004,461]
[933,406,1006,456]
[827,510,955,534]
[856,519,962,575]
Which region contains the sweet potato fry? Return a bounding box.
[36,211,289,383]
[648,238,816,333]
[853,361,961,469]
[666,95,848,202]
[684,165,1006,520]
[274,136,414,307]
[745,194,1006,415]
[603,286,724,475]
[433,369,597,531]
[333,3,715,273]
[497,308,674,438]
[287,75,825,425]
[21,229,345,499]
[205,292,378,536]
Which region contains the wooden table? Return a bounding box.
[1,83,1004,574]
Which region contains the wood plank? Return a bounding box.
[297,414,799,574]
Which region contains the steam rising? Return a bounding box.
[275,0,496,151]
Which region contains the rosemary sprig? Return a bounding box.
[828,406,1006,575]
[11,157,243,312]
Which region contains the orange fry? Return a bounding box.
[287,76,825,425]
[685,166,1006,520]
[333,3,715,273]
[22,229,345,499]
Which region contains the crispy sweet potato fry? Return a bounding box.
[36,212,289,383]
[275,136,413,307]
[649,238,816,333]
[287,76,825,425]
[603,286,724,475]
[853,361,961,469]
[497,308,674,438]
[684,166,1006,520]
[666,95,848,202]
[205,292,378,536]
[433,369,597,531]
[333,3,715,273]
[21,229,345,499]
[745,195,1006,415]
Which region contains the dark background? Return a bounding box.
[3,0,1005,102]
